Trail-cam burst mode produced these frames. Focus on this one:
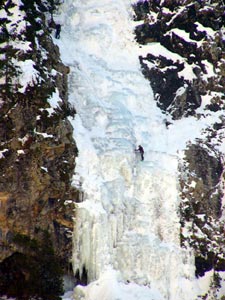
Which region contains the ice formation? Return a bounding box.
[55,1,210,299]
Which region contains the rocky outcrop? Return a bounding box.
[133,0,225,119]
[180,142,225,277]
[0,0,78,299]
[133,0,225,292]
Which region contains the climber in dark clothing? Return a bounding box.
[55,24,61,39]
[135,145,144,161]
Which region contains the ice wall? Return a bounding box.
[56,0,198,299]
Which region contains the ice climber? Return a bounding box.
[55,24,61,39]
[135,145,144,161]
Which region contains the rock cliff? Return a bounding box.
[0,0,78,298]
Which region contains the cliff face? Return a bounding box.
[0,0,77,298]
[133,0,225,292]
[134,0,225,119]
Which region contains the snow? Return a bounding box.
[2,0,26,35]
[34,130,54,138]
[18,135,30,146]
[41,166,48,172]
[17,149,25,155]
[139,42,199,81]
[139,42,183,62]
[0,0,41,93]
[195,21,216,40]
[47,89,62,116]
[16,59,40,93]
[0,149,9,159]
[74,269,165,300]
[168,28,196,44]
[52,1,225,300]
[63,291,74,300]
[201,59,215,79]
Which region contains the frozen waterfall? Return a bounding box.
[55,1,199,299]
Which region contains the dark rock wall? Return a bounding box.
[0,0,78,298]
[134,0,225,119]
